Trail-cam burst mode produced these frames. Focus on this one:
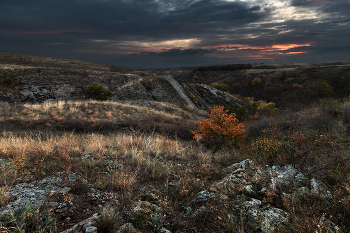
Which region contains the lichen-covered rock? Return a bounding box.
[193,190,216,203]
[159,227,172,233]
[259,205,290,232]
[210,159,261,196]
[1,172,99,218]
[310,178,333,198]
[193,159,333,233]
[267,165,308,193]
[131,201,161,225]
[116,223,141,233]
[60,213,100,233]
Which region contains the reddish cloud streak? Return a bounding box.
[210,43,313,51]
[205,43,314,59]
[285,52,306,55]
[271,43,313,51]
[202,42,315,60]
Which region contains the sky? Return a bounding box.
[1,0,350,68]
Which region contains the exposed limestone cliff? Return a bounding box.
[0,66,241,114]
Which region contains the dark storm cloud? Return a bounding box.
[291,0,350,21]
[291,0,332,6]
[0,0,349,68]
[0,0,264,38]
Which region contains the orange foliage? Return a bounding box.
[193,106,248,147]
[251,77,262,87]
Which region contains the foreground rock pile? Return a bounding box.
[193,159,340,232]
[0,159,341,232]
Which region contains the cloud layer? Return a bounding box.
[0,0,349,68]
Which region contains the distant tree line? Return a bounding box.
[195,64,253,72]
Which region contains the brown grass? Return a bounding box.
[0,100,199,140]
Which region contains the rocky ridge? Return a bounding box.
[0,66,242,114]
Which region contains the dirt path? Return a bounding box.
[163,75,207,114]
[115,77,143,91]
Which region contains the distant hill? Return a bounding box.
[0,52,242,116]
[0,51,131,72]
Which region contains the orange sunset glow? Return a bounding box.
[210,43,314,52]
[271,43,314,51]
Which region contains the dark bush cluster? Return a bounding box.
[195,63,252,72]
[0,70,19,88]
[209,82,229,92]
[85,82,111,100]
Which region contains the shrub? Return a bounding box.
[251,78,262,87]
[93,205,120,233]
[242,97,278,116]
[86,82,111,100]
[210,83,229,92]
[256,100,278,115]
[246,125,339,170]
[285,78,295,83]
[0,70,19,88]
[303,80,333,99]
[193,105,248,148]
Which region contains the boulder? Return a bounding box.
[193,159,333,232]
[1,171,100,218]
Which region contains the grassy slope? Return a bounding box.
[0,51,132,73]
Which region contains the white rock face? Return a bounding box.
[310,178,333,198]
[0,171,96,218]
[193,159,334,232]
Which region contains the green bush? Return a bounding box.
[303,80,333,99]
[210,83,229,92]
[0,70,19,88]
[86,82,111,100]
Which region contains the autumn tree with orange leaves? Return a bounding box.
[193,106,248,148]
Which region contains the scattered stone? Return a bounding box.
[1,171,101,219]
[84,154,93,159]
[116,223,140,233]
[193,190,216,203]
[159,227,172,233]
[61,213,100,233]
[85,226,97,233]
[131,201,162,227]
[310,178,333,198]
[83,223,93,231]
[141,192,159,204]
